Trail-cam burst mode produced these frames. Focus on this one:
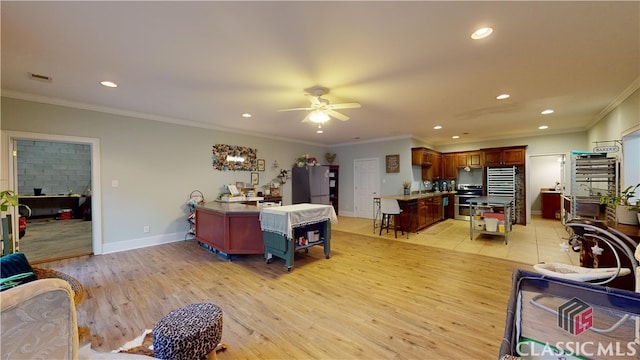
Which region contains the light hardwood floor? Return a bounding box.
[18,218,92,263]
[37,216,577,359]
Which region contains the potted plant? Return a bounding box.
[1,190,20,254]
[600,183,640,225]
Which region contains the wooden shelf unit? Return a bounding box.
[327,165,339,215]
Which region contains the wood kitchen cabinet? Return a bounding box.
[482,146,526,166]
[412,147,442,180]
[417,198,428,229]
[411,147,427,166]
[422,151,442,180]
[397,195,444,232]
[442,153,457,179]
[541,191,561,219]
[455,151,482,168]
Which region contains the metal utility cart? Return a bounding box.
[469,196,514,244]
[260,203,337,271]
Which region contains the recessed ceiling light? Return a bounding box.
[242,113,252,118]
[434,125,442,130]
[538,125,549,130]
[541,109,554,115]
[100,81,117,88]
[452,135,460,139]
[471,27,493,40]
[496,94,510,100]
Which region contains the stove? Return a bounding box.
[454,184,483,220]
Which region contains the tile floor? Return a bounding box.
[332,215,580,266]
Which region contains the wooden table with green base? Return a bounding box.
[260,203,337,272]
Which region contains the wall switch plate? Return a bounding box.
[112,180,119,187]
[143,225,150,233]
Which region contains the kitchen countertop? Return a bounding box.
[197,201,263,214]
[379,191,456,201]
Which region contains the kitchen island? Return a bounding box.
[378,192,455,233]
[195,201,264,259]
[260,204,337,271]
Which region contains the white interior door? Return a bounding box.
[354,158,379,219]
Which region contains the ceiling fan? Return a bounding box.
[278,86,361,124]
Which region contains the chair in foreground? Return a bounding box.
[379,198,405,238]
[1,278,154,359]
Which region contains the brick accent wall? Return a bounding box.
[17,140,91,196]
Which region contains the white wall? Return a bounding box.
[529,155,563,214]
[588,88,640,194]
[329,136,414,216]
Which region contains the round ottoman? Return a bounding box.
[153,303,223,360]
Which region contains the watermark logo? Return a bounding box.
[558,297,592,335]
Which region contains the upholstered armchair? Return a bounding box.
[1,278,154,359]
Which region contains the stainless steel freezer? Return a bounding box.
[292,166,330,205]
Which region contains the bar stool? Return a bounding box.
[372,197,381,233]
[379,198,404,238]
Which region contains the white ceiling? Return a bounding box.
[2,1,639,146]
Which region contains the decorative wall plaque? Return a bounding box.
[386,154,400,173]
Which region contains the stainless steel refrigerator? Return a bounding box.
[292,166,330,205]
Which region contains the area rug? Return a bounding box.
[115,329,154,356]
[115,329,228,357]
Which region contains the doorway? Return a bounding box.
[528,153,564,223]
[4,131,102,262]
[353,158,380,218]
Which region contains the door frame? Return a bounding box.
[526,152,565,224]
[2,131,102,255]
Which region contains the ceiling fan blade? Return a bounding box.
[305,94,322,106]
[301,112,312,123]
[328,102,361,110]
[278,107,314,112]
[327,109,350,121]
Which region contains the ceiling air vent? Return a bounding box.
[28,72,52,83]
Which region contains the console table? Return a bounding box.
[260,204,337,271]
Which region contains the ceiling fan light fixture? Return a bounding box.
[309,110,330,123]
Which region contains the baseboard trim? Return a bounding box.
[101,232,185,255]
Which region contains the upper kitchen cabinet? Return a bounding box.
[412,147,442,179]
[422,152,442,180]
[455,151,482,169]
[411,147,428,166]
[442,153,457,179]
[482,146,526,166]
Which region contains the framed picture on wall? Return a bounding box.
[386,154,400,173]
[251,172,259,185]
[257,159,265,171]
